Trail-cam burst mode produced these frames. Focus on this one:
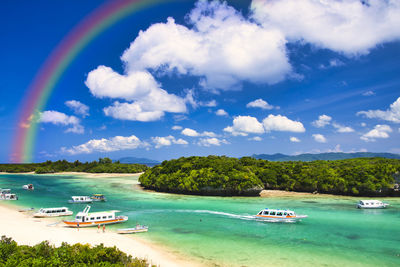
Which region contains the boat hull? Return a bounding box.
[68,200,93,204]
[34,211,73,218]
[255,214,307,222]
[357,205,388,209]
[63,216,128,228]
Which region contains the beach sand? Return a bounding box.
[0,203,202,267]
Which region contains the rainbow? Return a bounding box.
[12,0,175,163]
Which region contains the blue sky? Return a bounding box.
[1,0,400,163]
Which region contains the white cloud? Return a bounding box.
[85,66,186,122]
[263,114,305,133]
[181,128,200,137]
[152,135,188,148]
[360,124,392,142]
[327,144,342,153]
[362,90,375,96]
[252,0,400,55]
[312,114,331,128]
[332,123,355,133]
[65,100,89,117]
[172,125,182,130]
[357,97,400,123]
[216,109,228,116]
[290,136,300,143]
[249,136,262,141]
[319,58,345,69]
[121,1,291,91]
[312,134,327,143]
[61,135,145,155]
[224,116,264,136]
[200,100,217,107]
[361,122,367,127]
[181,128,217,137]
[197,137,228,147]
[246,99,274,110]
[39,110,84,134]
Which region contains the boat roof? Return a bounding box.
[263,208,293,211]
[92,194,104,196]
[40,207,69,210]
[360,199,382,202]
[71,196,91,198]
[77,210,120,216]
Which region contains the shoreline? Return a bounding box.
[0,171,144,178]
[0,202,203,267]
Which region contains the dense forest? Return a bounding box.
[0,236,151,266]
[139,156,400,196]
[0,158,148,174]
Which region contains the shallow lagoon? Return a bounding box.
[1,173,399,266]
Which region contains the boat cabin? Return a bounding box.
[0,193,18,200]
[357,200,388,208]
[69,196,93,203]
[91,194,106,201]
[257,208,295,217]
[0,189,11,194]
[74,205,118,223]
[38,207,69,214]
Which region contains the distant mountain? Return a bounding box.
[115,157,160,165]
[252,152,400,162]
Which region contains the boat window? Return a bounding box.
[76,216,81,219]
[96,217,101,220]
[102,216,106,219]
[62,209,65,212]
[283,212,287,216]
[91,217,94,220]
[258,211,262,215]
[263,211,269,215]
[46,211,50,213]
[270,211,276,215]
[108,216,112,218]
[277,212,283,216]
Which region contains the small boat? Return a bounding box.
[357,200,389,209]
[68,196,93,204]
[117,224,148,234]
[19,207,35,212]
[63,205,128,228]
[91,194,107,202]
[0,189,11,194]
[33,207,73,218]
[22,184,34,190]
[255,208,307,222]
[0,193,18,201]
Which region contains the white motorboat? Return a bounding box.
[255,208,307,222]
[357,200,389,209]
[63,205,128,228]
[68,196,93,204]
[117,225,148,234]
[22,184,34,190]
[33,207,73,217]
[0,189,18,200]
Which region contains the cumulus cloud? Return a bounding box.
[290,136,301,143]
[197,137,228,147]
[249,136,262,141]
[263,114,305,133]
[216,109,228,116]
[121,1,291,91]
[332,123,355,133]
[40,110,84,134]
[152,135,188,148]
[357,97,400,123]
[252,0,400,55]
[312,134,327,143]
[181,128,217,137]
[360,124,392,142]
[312,114,332,128]
[224,116,264,136]
[85,66,186,122]
[61,135,146,155]
[65,100,89,117]
[319,58,345,69]
[246,99,275,110]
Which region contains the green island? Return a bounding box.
[0,158,148,174]
[139,156,400,197]
[0,236,150,266]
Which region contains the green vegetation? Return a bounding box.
[0,158,148,174]
[252,152,400,161]
[139,156,400,196]
[0,236,152,266]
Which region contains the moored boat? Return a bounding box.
[68,196,93,204]
[117,224,148,234]
[0,189,18,200]
[63,205,128,227]
[33,207,73,217]
[22,184,34,190]
[255,208,307,222]
[357,200,389,209]
[91,194,107,202]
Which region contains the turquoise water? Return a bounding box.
[1,174,400,266]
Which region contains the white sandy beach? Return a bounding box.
[0,172,143,178]
[0,203,202,267]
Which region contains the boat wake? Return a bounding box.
[175,209,255,221]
